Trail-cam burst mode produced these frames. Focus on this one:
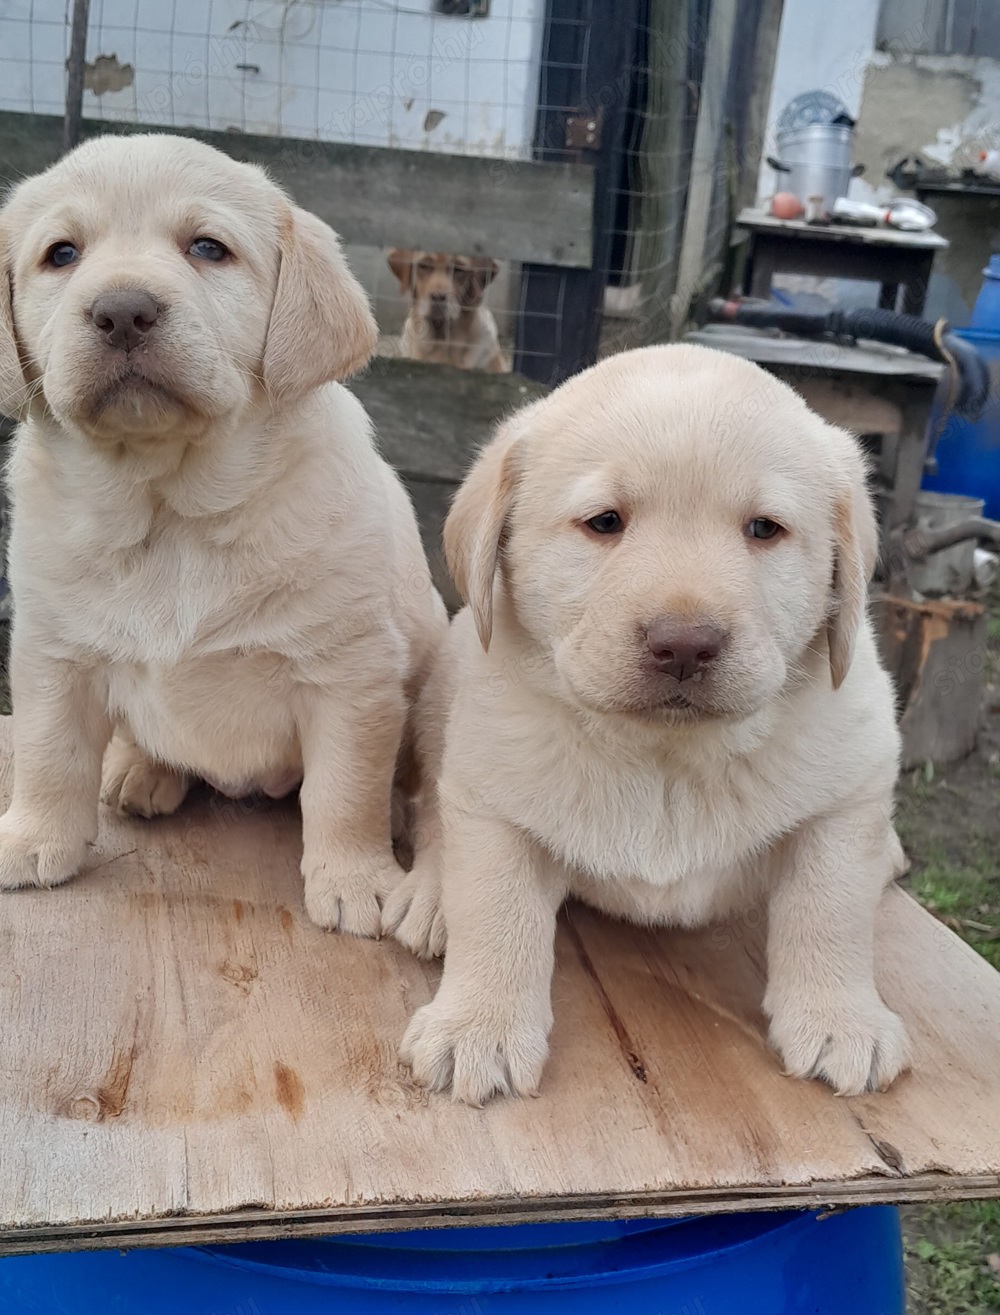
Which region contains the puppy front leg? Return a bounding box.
[764,803,909,1096]
[0,645,110,890]
[295,682,408,938]
[382,775,447,958]
[401,810,567,1105]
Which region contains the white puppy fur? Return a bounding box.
[0,134,446,935]
[395,345,909,1104]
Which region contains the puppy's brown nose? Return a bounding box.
[90,289,160,351]
[645,619,725,682]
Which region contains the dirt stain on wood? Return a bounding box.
[279,908,294,934]
[218,958,257,989]
[233,900,244,923]
[273,1062,305,1120]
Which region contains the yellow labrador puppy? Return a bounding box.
[395,345,908,1104]
[0,134,446,935]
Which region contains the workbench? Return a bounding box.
[1,719,998,1257]
[737,209,949,317]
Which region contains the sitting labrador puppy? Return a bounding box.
[387,250,508,373]
[0,134,446,935]
[395,344,909,1104]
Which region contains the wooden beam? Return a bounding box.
[62,0,92,153]
[0,111,595,269]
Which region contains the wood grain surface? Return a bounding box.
[1,720,998,1256]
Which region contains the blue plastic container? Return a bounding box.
[0,1208,904,1313]
[970,254,1000,331]
[922,327,1000,519]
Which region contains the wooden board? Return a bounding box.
[348,358,548,610]
[1,718,998,1257]
[685,326,945,380]
[0,111,595,269]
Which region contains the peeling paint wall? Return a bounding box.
[855,49,1000,318]
[856,53,1000,180]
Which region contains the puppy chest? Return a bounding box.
[52,539,294,665]
[107,653,299,773]
[504,757,791,888]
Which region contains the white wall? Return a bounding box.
[756,0,881,204]
[1,0,545,160]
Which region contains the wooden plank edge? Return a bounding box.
[3,1174,999,1257]
[0,110,595,269]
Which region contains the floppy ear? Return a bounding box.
[444,421,522,651]
[387,248,416,294]
[0,223,26,419]
[457,257,499,308]
[827,435,879,690]
[262,206,377,407]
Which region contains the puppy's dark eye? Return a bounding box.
[747,517,784,541]
[585,510,624,536]
[45,242,80,268]
[188,237,229,262]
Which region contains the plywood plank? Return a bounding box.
[0,111,594,269]
[0,718,998,1257]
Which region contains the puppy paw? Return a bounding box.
[400,997,550,1106]
[767,994,910,1096]
[101,745,189,819]
[0,815,90,891]
[382,864,446,959]
[302,849,404,938]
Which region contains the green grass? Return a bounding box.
[900,834,1000,1313]
[903,1201,1000,1314]
[904,842,1000,972]
[898,753,1000,1310]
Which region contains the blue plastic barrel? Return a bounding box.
[0,1208,904,1313]
[970,254,1000,331]
[922,327,1000,519]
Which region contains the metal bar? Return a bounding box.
[514,0,642,385]
[63,0,92,155]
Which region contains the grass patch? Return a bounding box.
[904,839,1000,971]
[903,1200,1000,1314]
[897,685,1000,1311]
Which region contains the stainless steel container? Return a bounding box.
[770,122,855,218]
[909,491,986,597]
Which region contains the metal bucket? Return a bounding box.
[909,490,986,596]
[771,122,855,217]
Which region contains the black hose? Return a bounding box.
[706,298,991,421]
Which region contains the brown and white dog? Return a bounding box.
[387,250,508,373]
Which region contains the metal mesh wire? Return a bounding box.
[0,0,772,383]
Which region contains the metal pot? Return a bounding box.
[768,122,859,218]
